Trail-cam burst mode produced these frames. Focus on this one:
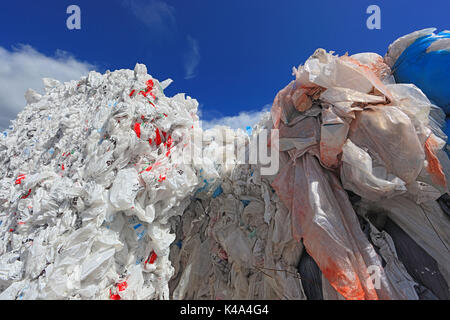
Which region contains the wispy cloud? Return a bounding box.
[122,0,176,37]
[200,105,271,130]
[184,35,201,80]
[0,45,93,129]
[121,1,201,80]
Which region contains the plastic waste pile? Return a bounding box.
[1,29,450,300]
[0,63,247,299]
[169,115,311,300]
[270,45,450,300]
[169,30,450,300]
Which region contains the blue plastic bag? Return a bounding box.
[393,31,450,114]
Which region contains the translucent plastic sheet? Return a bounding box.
[348,106,425,184]
[272,154,404,300]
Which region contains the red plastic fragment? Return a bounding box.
[15,175,26,185]
[134,123,141,138]
[9,228,14,232]
[117,281,128,292]
[22,189,32,199]
[61,164,65,171]
[158,175,166,183]
[148,138,152,145]
[138,79,156,100]
[166,135,173,149]
[218,247,228,261]
[109,289,121,300]
[145,251,158,264]
[129,89,136,97]
[139,165,153,174]
[155,128,162,146]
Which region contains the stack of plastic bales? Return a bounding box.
[169,30,450,300]
[1,29,449,300]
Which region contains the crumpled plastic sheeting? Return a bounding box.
[167,115,309,300]
[362,218,419,300]
[385,28,437,68]
[382,217,449,300]
[169,157,308,300]
[272,154,403,300]
[341,139,407,201]
[348,106,425,184]
[268,47,449,300]
[2,31,450,301]
[358,197,450,289]
[0,64,241,300]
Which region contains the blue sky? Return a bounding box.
[0,0,448,129]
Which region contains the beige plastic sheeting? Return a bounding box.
[272,154,405,300]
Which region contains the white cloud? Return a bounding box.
[122,0,176,37]
[0,45,93,129]
[200,105,271,131]
[184,35,201,80]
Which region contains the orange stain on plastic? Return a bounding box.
[320,256,378,300]
[424,136,447,188]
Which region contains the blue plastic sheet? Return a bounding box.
[241,199,250,207]
[212,185,223,198]
[393,31,450,114]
